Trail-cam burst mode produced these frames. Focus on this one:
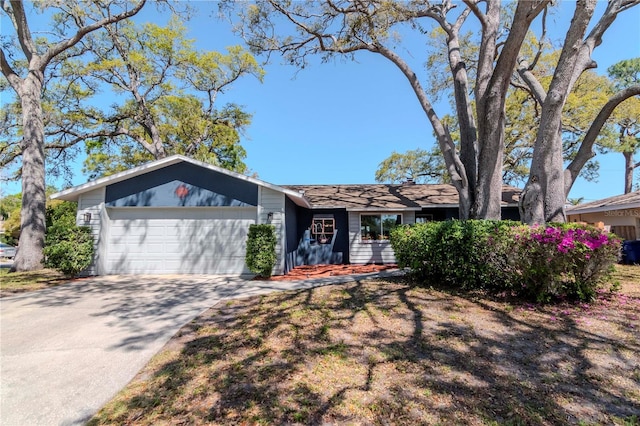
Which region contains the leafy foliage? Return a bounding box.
[77,17,263,178]
[510,223,621,302]
[391,220,621,302]
[44,202,94,277]
[391,220,518,290]
[375,147,449,184]
[245,224,277,278]
[0,192,21,244]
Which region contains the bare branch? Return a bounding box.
[564,85,640,196]
[42,0,147,69]
[0,48,22,93]
[3,0,37,63]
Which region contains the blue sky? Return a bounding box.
[2,1,640,203]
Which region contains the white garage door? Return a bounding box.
[106,207,256,274]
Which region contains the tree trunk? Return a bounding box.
[376,44,471,219]
[447,34,477,217]
[473,0,549,220]
[10,72,46,272]
[521,0,597,224]
[624,150,634,194]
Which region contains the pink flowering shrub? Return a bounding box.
[510,223,621,302]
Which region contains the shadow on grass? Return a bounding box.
[89,274,640,425]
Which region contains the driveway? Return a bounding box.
[0,274,358,426]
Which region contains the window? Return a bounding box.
[360,214,402,242]
[415,214,433,223]
[311,217,335,244]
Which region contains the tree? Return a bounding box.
[518,0,640,224]
[375,148,448,184]
[1,0,147,271]
[233,0,638,224]
[232,0,551,220]
[68,17,263,178]
[383,68,615,188]
[606,58,640,194]
[0,192,21,244]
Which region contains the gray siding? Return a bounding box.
[77,188,106,276]
[258,187,286,275]
[348,211,415,264]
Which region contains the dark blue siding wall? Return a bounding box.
[295,208,349,263]
[285,198,299,249]
[420,207,521,221]
[501,207,521,221]
[284,206,350,271]
[105,162,258,207]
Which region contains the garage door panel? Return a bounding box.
[106,207,256,274]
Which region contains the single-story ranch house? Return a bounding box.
[566,191,640,241]
[51,155,521,276]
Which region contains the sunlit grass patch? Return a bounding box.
[0,268,69,296]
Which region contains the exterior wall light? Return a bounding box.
[83,212,92,223]
[267,212,274,222]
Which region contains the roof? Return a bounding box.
[566,191,640,215]
[50,155,522,211]
[50,155,311,208]
[284,184,521,210]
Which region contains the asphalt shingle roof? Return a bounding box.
[283,184,521,210]
[567,191,640,213]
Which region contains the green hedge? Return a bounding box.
[246,224,277,278]
[390,220,621,302]
[44,202,94,277]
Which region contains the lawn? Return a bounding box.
[89,265,640,425]
[0,268,69,296]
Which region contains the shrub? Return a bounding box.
[44,201,94,277]
[510,223,621,302]
[246,224,277,278]
[391,220,621,303]
[391,220,518,290]
[45,227,94,277]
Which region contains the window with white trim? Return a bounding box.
[360,214,402,242]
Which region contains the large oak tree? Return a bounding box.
[231,0,639,223]
[1,0,147,271]
[65,16,263,178]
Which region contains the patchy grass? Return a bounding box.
[0,268,70,296]
[89,265,640,425]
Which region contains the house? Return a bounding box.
[51,155,521,276]
[566,191,640,241]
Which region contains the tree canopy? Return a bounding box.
[231,0,640,223]
[1,0,148,271]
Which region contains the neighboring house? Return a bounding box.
[566,191,640,241]
[51,155,521,276]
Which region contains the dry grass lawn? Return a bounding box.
[89,266,640,425]
[0,268,69,296]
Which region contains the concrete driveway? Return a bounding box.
[0,274,353,426]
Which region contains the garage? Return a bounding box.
[50,155,310,276]
[105,207,256,275]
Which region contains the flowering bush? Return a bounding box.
[390,220,621,303]
[510,223,621,302]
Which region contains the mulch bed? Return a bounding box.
[266,264,397,281]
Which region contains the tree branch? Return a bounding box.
[0,48,22,93]
[4,0,37,63]
[564,85,640,196]
[42,0,147,69]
